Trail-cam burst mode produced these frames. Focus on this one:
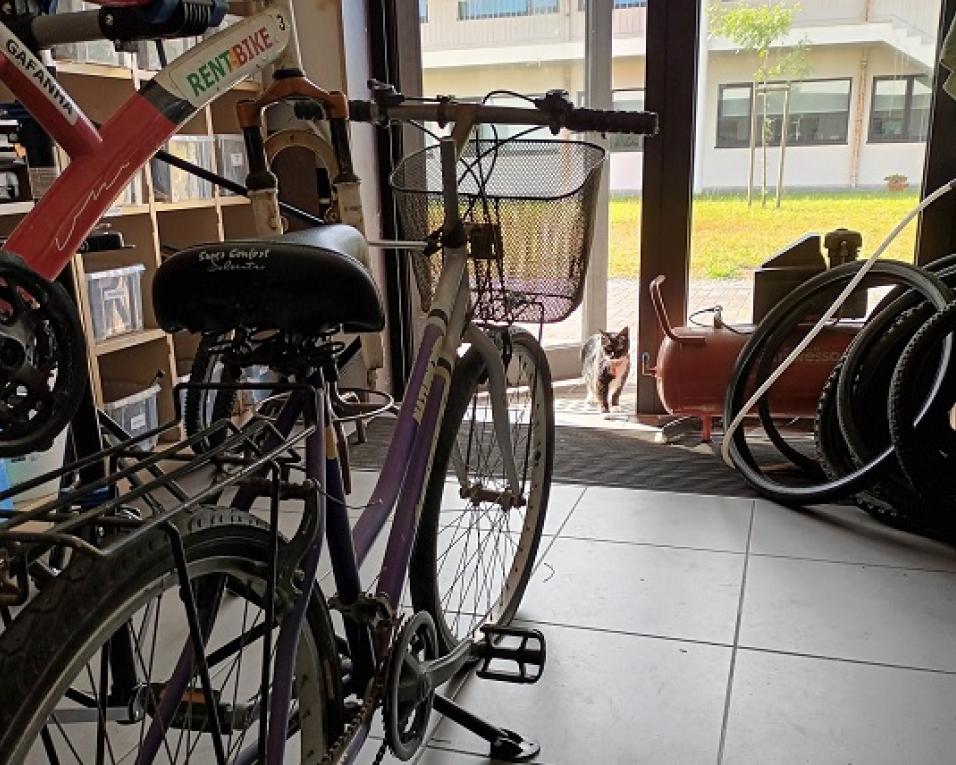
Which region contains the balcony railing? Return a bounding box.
[421,0,937,57]
[421,0,646,50]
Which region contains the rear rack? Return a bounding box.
[0,382,319,605]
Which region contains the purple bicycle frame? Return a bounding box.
[139,246,471,764]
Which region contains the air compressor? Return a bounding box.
[646,229,866,441]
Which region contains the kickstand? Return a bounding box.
[433,694,540,763]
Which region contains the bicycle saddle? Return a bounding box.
[153,224,385,336]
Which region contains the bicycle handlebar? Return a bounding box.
[561,106,657,135]
[343,95,659,136]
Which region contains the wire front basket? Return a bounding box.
[391,138,606,324]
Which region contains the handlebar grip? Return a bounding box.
[564,108,658,135]
[348,100,374,123]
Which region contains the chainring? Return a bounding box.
[0,252,86,457]
[383,611,439,761]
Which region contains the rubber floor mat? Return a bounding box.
[348,418,763,497]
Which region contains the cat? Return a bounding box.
[581,327,631,414]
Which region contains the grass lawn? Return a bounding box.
[609,191,920,280]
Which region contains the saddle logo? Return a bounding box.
[199,247,270,272]
[184,27,274,98]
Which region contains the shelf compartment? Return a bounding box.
[0,201,33,216]
[94,327,167,356]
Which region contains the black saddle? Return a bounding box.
[153,225,385,336]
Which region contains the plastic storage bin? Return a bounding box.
[151,136,215,202]
[4,427,68,507]
[119,171,144,207]
[215,135,247,195]
[85,264,146,341]
[102,382,162,450]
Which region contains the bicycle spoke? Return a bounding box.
[225,595,252,760]
[49,714,84,765]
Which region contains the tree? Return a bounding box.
[709,1,809,207]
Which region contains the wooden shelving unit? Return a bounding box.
[0,56,260,445]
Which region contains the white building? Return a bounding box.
[419,0,939,192]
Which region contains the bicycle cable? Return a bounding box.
[720,177,956,468]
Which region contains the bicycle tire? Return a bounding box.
[815,357,919,530]
[834,302,929,517]
[724,260,952,505]
[0,507,343,764]
[838,262,956,464]
[410,327,553,655]
[868,252,956,319]
[888,298,956,514]
[184,334,240,453]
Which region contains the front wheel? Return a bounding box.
[410,327,554,654]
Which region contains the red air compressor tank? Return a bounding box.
[647,275,860,440]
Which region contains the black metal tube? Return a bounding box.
[432,694,506,744]
[241,126,269,177]
[328,118,357,182]
[153,147,323,226]
[31,11,102,47]
[164,524,228,765]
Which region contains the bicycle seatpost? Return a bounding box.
[439,136,466,249]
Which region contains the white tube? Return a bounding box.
[721,178,956,468]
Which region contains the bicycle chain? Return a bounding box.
[317,616,404,765]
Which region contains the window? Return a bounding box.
[578,0,646,8]
[869,75,932,143]
[473,94,550,143]
[715,79,852,148]
[458,0,559,20]
[420,0,427,22]
[611,89,645,151]
[716,84,752,147]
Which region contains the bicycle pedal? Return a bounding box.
[475,624,546,685]
[147,683,259,734]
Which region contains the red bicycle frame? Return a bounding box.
[0,7,292,280]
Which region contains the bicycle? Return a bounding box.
[0,0,658,761]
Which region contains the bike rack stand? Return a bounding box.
[433,694,540,763]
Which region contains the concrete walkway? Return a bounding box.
[539,276,754,346]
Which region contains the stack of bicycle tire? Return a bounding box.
[723,256,956,539]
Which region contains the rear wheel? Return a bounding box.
[184,334,240,453]
[0,508,343,764]
[410,328,554,654]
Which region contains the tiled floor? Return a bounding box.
[337,472,956,764]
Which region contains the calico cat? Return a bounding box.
[581,327,631,414]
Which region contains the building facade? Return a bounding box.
[419,0,939,192]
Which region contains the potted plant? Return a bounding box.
[884,173,909,191]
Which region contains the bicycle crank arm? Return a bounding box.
[412,636,476,696]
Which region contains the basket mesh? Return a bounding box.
[390,138,606,324]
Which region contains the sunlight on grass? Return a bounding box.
[609,191,920,280]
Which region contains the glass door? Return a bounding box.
[689,0,943,325]
[418,0,614,379]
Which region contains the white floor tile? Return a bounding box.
[520,537,745,643]
[431,623,730,764]
[740,555,956,671]
[723,649,956,765]
[751,499,956,570]
[562,486,753,551]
